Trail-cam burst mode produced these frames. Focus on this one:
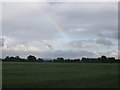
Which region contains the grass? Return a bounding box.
[2,62,118,88]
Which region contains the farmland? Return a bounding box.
[2,62,118,88]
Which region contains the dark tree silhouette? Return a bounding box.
[27,55,37,62]
[81,57,87,63]
[101,56,107,60]
[2,55,120,63]
[37,58,44,62]
[108,57,115,63]
[56,57,64,62]
[4,56,9,61]
[100,55,108,63]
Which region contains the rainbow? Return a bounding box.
[42,10,69,41]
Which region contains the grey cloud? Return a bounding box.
[0,38,2,47]
[2,49,96,59]
[2,2,118,58]
[45,2,118,39]
[2,49,39,58]
[2,2,61,43]
[68,38,114,50]
[96,38,114,46]
[2,48,118,59]
[3,2,118,41]
[46,44,52,48]
[98,32,118,39]
[3,15,60,42]
[44,50,95,59]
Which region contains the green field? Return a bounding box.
[2,62,118,88]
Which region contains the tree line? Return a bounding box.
[1,55,120,63]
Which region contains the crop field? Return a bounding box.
[2,62,119,88]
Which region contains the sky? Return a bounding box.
[1,2,119,59]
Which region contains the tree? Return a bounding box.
[57,57,64,62]
[15,56,21,62]
[27,55,36,62]
[15,56,20,59]
[108,57,115,63]
[37,58,44,62]
[4,56,9,61]
[101,55,107,63]
[81,58,87,63]
[9,56,15,61]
